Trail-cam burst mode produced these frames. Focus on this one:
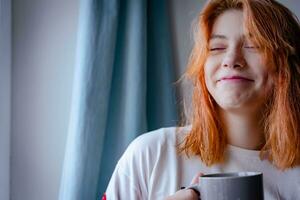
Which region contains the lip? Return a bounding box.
[218,75,254,82]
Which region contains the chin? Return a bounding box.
[219,104,244,111]
[217,100,262,114]
[215,98,248,110]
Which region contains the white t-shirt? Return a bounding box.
[105,127,300,200]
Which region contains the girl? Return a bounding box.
[106,0,300,199]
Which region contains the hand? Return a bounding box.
[164,172,203,200]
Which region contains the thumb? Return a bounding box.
[190,172,204,185]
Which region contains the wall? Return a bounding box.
[169,0,203,76]
[11,0,78,199]
[0,0,11,199]
[281,0,300,18]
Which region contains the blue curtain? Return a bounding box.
[59,0,178,199]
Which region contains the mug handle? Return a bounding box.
[186,184,201,199]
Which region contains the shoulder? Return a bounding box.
[106,126,191,198]
[116,126,190,167]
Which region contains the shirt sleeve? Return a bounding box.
[105,135,151,200]
[105,166,143,200]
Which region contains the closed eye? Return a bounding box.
[244,46,258,49]
[243,41,259,49]
[210,47,226,51]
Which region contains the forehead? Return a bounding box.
[210,9,246,41]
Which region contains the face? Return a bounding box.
[204,9,274,113]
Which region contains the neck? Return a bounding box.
[219,108,265,150]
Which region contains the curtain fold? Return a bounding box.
[59,0,178,199]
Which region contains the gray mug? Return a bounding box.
[187,172,264,200]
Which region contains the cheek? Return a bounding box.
[204,57,219,83]
[203,64,218,101]
[254,63,273,84]
[204,62,214,91]
[251,65,274,95]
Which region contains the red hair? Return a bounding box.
[180,0,300,169]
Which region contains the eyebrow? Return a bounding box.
[210,34,227,40]
[209,34,253,41]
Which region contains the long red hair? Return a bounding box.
[180,0,300,169]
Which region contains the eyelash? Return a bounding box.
[209,46,258,51]
[210,48,225,51]
[244,46,256,49]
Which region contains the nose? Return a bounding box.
[222,47,245,69]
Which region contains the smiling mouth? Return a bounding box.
[218,76,254,82]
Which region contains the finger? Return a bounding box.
[190,172,204,185]
[165,188,199,200]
